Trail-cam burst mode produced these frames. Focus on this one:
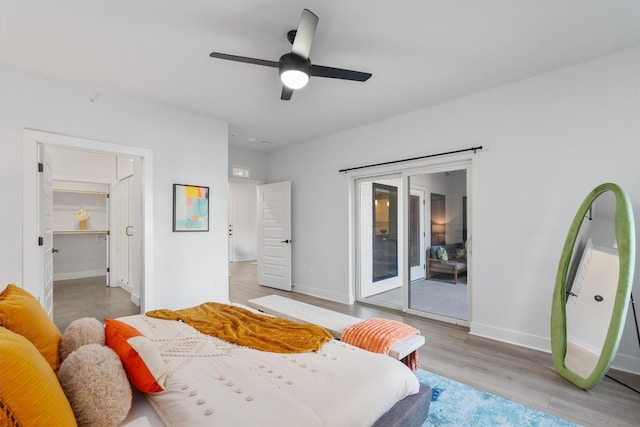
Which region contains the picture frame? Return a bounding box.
[173,184,209,232]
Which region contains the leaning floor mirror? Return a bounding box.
[551,183,636,390]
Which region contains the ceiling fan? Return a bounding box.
[209,9,372,100]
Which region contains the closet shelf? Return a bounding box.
[53,230,108,235]
[53,189,108,196]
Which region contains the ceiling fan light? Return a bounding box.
[281,69,309,89]
[279,53,311,90]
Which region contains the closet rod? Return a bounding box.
[53,189,107,196]
[338,145,483,174]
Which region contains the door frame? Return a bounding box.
[354,174,404,299]
[22,129,153,313]
[409,185,426,281]
[349,158,473,326]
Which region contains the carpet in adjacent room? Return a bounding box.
[415,369,577,427]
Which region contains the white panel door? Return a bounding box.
[129,158,142,305]
[257,181,292,291]
[112,176,132,291]
[38,145,55,317]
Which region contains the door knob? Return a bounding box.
[281,239,291,243]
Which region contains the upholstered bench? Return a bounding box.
[247,294,425,360]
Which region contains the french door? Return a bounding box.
[354,164,471,326]
[356,175,403,299]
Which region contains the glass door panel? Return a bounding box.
[372,183,398,282]
[408,171,468,322]
[409,195,420,268]
[357,176,403,301]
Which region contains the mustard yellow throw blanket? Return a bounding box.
[146,302,332,353]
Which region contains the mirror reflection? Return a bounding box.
[564,191,618,378]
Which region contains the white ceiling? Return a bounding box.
[1,1,638,152]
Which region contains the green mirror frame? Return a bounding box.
[551,183,635,390]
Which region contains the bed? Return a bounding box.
[0,283,430,427]
[117,311,427,426]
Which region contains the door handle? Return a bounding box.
[125,226,133,236]
[281,239,291,244]
[52,248,59,254]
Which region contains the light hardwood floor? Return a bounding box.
[53,264,639,426]
[229,261,640,427]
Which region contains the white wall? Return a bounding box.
[0,63,230,310]
[266,49,640,373]
[48,146,118,184]
[229,145,267,182]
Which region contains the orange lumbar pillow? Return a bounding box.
[0,326,77,427]
[0,284,62,371]
[104,318,167,393]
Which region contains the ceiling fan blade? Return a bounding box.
[209,52,279,68]
[310,64,372,82]
[291,9,318,59]
[281,86,294,101]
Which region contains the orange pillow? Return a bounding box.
[0,326,77,427]
[0,284,61,371]
[104,318,167,393]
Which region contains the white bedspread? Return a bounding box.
[117,314,419,427]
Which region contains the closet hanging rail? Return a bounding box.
[338,145,483,173]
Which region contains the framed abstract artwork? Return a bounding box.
[173,184,209,232]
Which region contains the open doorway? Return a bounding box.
[22,129,152,331]
[46,147,142,331]
[228,181,259,263]
[355,165,470,325]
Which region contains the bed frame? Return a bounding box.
[373,384,432,427]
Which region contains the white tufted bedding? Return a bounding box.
[117,313,419,427]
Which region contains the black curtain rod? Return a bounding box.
[339,145,483,173]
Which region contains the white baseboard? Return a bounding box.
[53,269,106,281]
[610,352,640,375]
[290,283,352,305]
[470,321,640,376]
[130,292,140,306]
[114,280,140,306]
[470,321,551,353]
[117,279,133,293]
[231,257,257,262]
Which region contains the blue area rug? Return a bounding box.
[415,369,577,427]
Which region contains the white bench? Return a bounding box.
[247,294,425,360]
